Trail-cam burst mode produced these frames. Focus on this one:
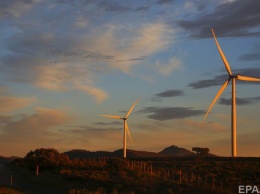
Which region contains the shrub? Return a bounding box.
[24,148,69,171]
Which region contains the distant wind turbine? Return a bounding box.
[100,98,140,158]
[204,29,260,157]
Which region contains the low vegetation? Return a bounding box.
[0,187,25,194]
[5,148,260,194]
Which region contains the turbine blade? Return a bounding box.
[125,98,140,118]
[212,29,232,76]
[99,114,122,119]
[125,121,133,144]
[204,79,230,120]
[237,75,260,82]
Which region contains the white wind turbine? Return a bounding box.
[204,29,260,157]
[100,98,140,158]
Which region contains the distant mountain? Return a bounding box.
[159,145,195,157]
[64,145,217,159]
[113,149,162,158]
[64,149,112,159]
[0,156,20,164]
[64,149,162,159]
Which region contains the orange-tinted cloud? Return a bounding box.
[177,119,227,132]
[0,97,36,113]
[0,107,74,156]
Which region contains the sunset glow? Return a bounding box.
[0,0,260,157]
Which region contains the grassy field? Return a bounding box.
[5,156,260,194]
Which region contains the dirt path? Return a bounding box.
[0,164,64,194]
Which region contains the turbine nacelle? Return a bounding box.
[100,98,140,158]
[204,29,260,157]
[229,74,239,79]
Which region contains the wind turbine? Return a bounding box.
[204,29,260,157]
[100,98,140,158]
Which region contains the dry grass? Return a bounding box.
[0,187,25,194]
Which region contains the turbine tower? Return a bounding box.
[204,29,260,157]
[100,98,140,158]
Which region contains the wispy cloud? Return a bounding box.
[84,22,173,73]
[177,0,260,38]
[137,106,205,121]
[189,68,260,89]
[75,83,108,104]
[151,89,184,102]
[1,26,110,102]
[188,74,226,89]
[219,96,260,106]
[0,1,174,103]
[156,0,173,4]
[239,52,260,61]
[0,97,36,113]
[0,107,74,156]
[93,121,121,126]
[155,89,184,98]
[0,0,37,18]
[0,107,73,133]
[239,44,260,61]
[96,1,131,13]
[177,119,227,132]
[156,57,182,76]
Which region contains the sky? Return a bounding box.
[0,0,260,157]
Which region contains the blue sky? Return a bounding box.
[0,0,260,157]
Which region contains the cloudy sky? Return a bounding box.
[1,0,260,157]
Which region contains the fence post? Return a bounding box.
[198,174,200,188]
[212,176,214,190]
[10,175,13,187]
[36,165,39,176]
[205,175,207,189]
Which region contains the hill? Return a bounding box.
[63,149,112,159]
[158,145,194,157]
[0,156,20,164]
[113,149,163,158]
[64,145,217,159]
